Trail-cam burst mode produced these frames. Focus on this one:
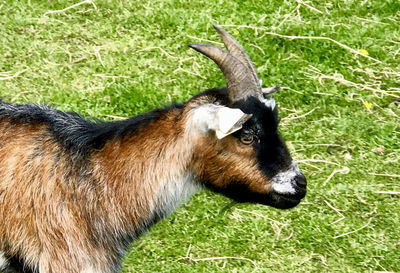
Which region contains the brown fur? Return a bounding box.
[192,133,272,193]
[0,119,110,272]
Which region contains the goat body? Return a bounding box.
[0,100,201,272]
[0,26,306,273]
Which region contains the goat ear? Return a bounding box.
[192,105,252,139]
[214,108,252,139]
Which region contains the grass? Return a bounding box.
[1,0,400,272]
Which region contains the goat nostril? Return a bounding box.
[296,174,307,188]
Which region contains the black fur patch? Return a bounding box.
[231,96,292,178]
[0,101,183,156]
[3,254,34,273]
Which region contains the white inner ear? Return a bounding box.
[191,105,248,139]
[216,108,246,138]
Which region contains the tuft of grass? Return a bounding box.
[1,0,400,272]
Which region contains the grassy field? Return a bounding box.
[1,0,400,272]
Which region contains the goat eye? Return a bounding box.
[240,135,254,145]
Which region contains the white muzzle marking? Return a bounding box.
[271,162,302,195]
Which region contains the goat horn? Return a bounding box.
[189,43,262,103]
[189,27,263,103]
[212,25,261,90]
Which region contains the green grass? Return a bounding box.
[1,0,400,272]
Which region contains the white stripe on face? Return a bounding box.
[261,97,276,110]
[271,162,301,195]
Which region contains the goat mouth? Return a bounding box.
[203,179,305,209]
[268,192,305,209]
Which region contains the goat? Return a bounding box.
[0,25,306,273]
